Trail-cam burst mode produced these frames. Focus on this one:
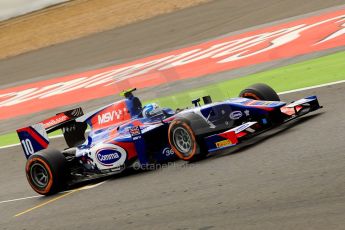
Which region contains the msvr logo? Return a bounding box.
[98,111,117,124]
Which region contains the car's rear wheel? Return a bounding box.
[26,149,68,195]
[168,120,206,161]
[239,83,280,101]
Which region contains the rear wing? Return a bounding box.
[16,108,85,159]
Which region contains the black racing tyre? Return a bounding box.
[168,120,206,161]
[239,83,280,101]
[25,149,68,195]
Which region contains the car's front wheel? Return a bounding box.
[239,83,280,101]
[168,120,206,161]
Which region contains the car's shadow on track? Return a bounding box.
[191,112,324,164]
[68,167,146,190]
[68,160,173,191]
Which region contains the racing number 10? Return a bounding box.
[21,139,34,156]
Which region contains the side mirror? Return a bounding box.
[192,98,201,107]
[202,96,212,104]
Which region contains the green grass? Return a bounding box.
[1,132,19,147]
[0,130,62,147]
[1,51,345,147]
[148,51,345,109]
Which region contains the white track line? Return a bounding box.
[278,80,345,95]
[0,130,90,150]
[0,195,43,204]
[1,79,344,151]
[0,143,20,149]
[0,134,63,150]
[0,181,106,205]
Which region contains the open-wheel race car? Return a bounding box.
[17,84,322,195]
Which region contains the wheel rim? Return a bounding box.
[173,127,193,156]
[30,162,49,189]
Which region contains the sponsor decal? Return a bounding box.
[42,114,69,129]
[244,110,250,116]
[89,101,130,129]
[92,144,127,169]
[1,9,345,120]
[261,101,280,106]
[96,148,121,166]
[230,122,257,134]
[97,109,127,125]
[229,98,250,103]
[162,147,174,157]
[216,139,232,148]
[230,111,242,120]
[98,111,117,125]
[129,126,141,136]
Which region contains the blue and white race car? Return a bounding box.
[17,84,322,195]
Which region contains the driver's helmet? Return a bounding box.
[142,103,159,118]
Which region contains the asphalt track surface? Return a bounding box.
[1,0,345,229]
[1,83,345,229]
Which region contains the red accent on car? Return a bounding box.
[42,113,70,129]
[17,127,49,149]
[90,100,132,130]
[219,131,239,145]
[280,105,303,115]
[111,141,137,161]
[236,131,247,138]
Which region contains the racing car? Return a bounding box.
[17,84,322,195]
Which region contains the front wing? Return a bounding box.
[204,95,322,153]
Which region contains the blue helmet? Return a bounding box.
[142,103,159,118]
